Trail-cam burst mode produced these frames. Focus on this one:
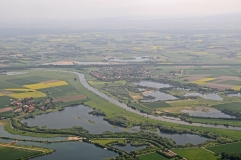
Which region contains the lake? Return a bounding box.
[133,81,172,89]
[21,105,140,134]
[141,91,178,102]
[0,139,118,160]
[184,93,223,101]
[181,108,235,118]
[156,130,209,145]
[109,57,149,62]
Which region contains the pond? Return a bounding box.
[181,108,235,118]
[184,93,223,101]
[113,143,146,152]
[0,126,66,141]
[21,105,140,134]
[133,81,172,89]
[228,93,241,98]
[141,91,178,102]
[109,57,149,62]
[156,130,209,145]
[1,72,27,75]
[0,139,118,160]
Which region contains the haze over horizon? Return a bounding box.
[1,0,241,23]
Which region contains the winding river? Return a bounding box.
[48,70,241,130]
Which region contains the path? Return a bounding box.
[0,143,45,152]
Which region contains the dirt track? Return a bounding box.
[0,107,12,113]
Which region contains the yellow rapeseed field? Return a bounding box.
[45,81,68,87]
[0,93,3,96]
[5,88,35,92]
[24,83,50,90]
[233,86,241,91]
[193,78,216,85]
[8,91,46,99]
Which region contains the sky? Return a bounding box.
[1,0,241,22]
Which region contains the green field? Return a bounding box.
[0,145,40,160]
[212,102,241,112]
[172,148,218,160]
[188,117,241,127]
[92,139,125,145]
[142,101,171,109]
[207,142,241,154]
[0,111,14,117]
[138,152,169,160]
[218,80,241,85]
[0,96,11,108]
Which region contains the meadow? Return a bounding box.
[138,152,169,160]
[207,142,241,154]
[0,144,41,160]
[172,148,218,160]
[91,139,126,145]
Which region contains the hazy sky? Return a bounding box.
[1,0,241,21]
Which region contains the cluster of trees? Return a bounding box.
[89,109,106,116]
[221,152,241,160]
[104,116,130,128]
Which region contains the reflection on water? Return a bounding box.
[21,105,140,134]
[141,91,178,102]
[109,57,149,62]
[228,93,241,98]
[156,130,209,145]
[184,93,223,101]
[133,81,172,89]
[181,109,235,118]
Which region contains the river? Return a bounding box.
[46,70,241,130]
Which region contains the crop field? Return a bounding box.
[0,145,41,160]
[0,111,14,117]
[207,142,241,154]
[88,80,126,89]
[192,78,216,85]
[188,117,241,127]
[5,89,35,92]
[142,101,171,109]
[8,91,46,99]
[232,86,241,90]
[172,148,218,160]
[138,152,169,160]
[0,96,11,108]
[212,102,241,113]
[53,94,87,102]
[24,81,68,90]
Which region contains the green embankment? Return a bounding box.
[172,148,218,160]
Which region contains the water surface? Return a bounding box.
[141,91,178,102]
[157,130,209,145]
[184,93,223,101]
[228,93,241,98]
[133,81,172,89]
[21,105,140,134]
[181,109,235,118]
